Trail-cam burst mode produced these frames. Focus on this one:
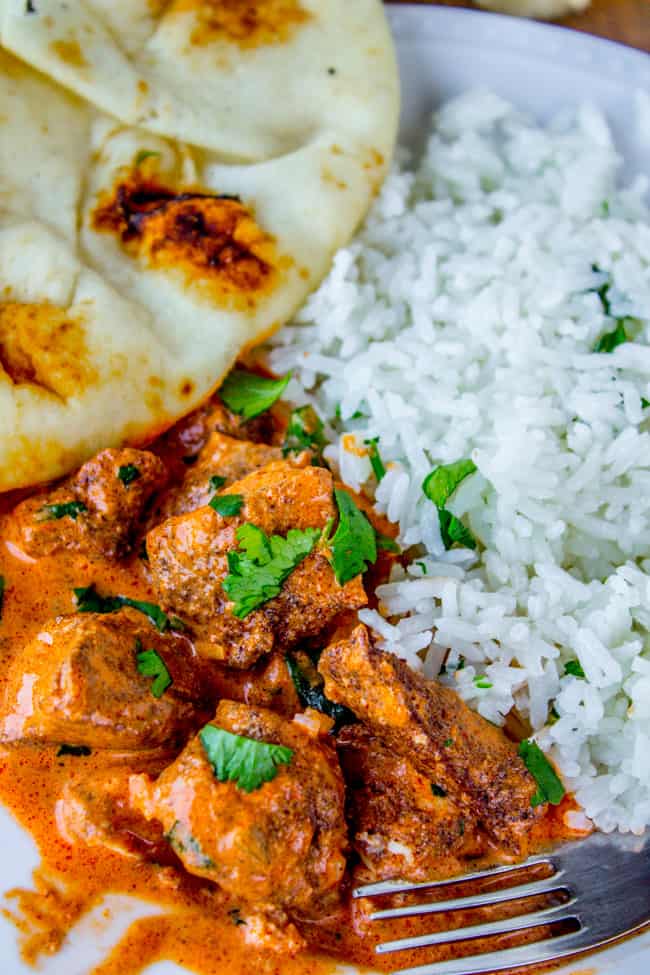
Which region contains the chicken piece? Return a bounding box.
[130,701,348,927]
[319,626,542,855]
[209,653,301,717]
[160,430,310,519]
[338,725,484,882]
[11,448,166,560]
[0,610,203,750]
[147,462,367,668]
[55,757,175,863]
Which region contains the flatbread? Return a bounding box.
[0,0,398,161]
[0,2,399,491]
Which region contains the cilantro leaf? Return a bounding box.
[136,645,172,698]
[57,744,91,757]
[223,523,320,618]
[642,398,650,410]
[594,318,630,353]
[375,530,400,553]
[118,464,141,488]
[285,655,355,731]
[564,660,585,679]
[474,674,493,689]
[364,437,386,482]
[0,575,4,621]
[209,494,244,517]
[589,265,613,317]
[329,489,377,585]
[38,500,87,521]
[283,405,326,458]
[199,724,293,793]
[220,368,290,420]
[438,508,477,550]
[422,459,477,508]
[518,739,565,807]
[73,584,182,633]
[209,475,227,492]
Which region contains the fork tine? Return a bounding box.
[367,875,568,920]
[387,927,588,975]
[353,856,555,899]
[375,901,579,953]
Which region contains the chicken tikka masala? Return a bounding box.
[0,370,580,974]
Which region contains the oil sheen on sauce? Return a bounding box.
[0,488,580,975]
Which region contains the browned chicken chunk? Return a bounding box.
[0,610,201,750]
[160,430,309,519]
[11,448,166,560]
[338,725,484,882]
[319,625,542,855]
[146,462,366,668]
[130,701,348,930]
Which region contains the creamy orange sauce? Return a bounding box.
[0,440,582,975]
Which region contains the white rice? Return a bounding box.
[268,90,650,834]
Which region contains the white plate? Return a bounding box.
[1,6,649,974]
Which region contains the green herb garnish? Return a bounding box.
[423,459,478,551]
[364,437,387,482]
[223,523,320,618]
[73,584,182,633]
[431,784,447,798]
[375,531,400,553]
[283,405,326,459]
[474,674,493,689]
[416,561,427,574]
[209,494,244,517]
[443,738,453,748]
[118,464,141,488]
[165,820,215,869]
[642,398,650,410]
[329,489,377,585]
[564,660,586,679]
[38,500,87,521]
[220,368,290,420]
[285,655,355,731]
[590,265,613,316]
[594,318,630,353]
[136,644,172,698]
[518,739,565,807]
[199,724,293,793]
[56,744,91,757]
[209,475,227,492]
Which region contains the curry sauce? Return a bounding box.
[0,390,582,975]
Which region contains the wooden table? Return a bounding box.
[389,1,649,51]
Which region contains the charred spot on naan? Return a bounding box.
[48,39,89,70]
[169,0,311,50]
[92,177,280,309]
[0,303,97,400]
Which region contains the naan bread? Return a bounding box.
[0,1,399,491]
[0,0,397,161]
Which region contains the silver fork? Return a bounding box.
[353,830,650,974]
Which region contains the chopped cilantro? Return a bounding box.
[422,459,477,508]
[38,500,87,521]
[199,724,293,793]
[601,200,610,217]
[364,437,386,482]
[456,656,466,671]
[590,265,612,316]
[57,744,91,757]
[443,738,453,748]
[220,368,290,420]
[0,575,4,621]
[642,398,650,410]
[209,475,227,492]
[283,405,326,459]
[518,739,565,807]
[431,783,447,798]
[118,464,141,488]
[285,655,355,731]
[474,674,493,689]
[375,531,400,554]
[564,660,586,679]
[209,494,244,517]
[594,318,629,353]
[223,523,320,618]
[135,149,161,166]
[73,584,182,633]
[438,508,477,550]
[136,644,172,698]
[329,489,377,585]
[416,561,427,574]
